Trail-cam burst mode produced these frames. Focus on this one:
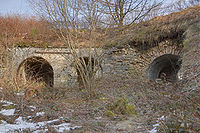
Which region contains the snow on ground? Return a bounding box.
[0,108,15,116]
[0,100,81,133]
[0,116,81,133]
[52,123,81,132]
[149,116,165,133]
[36,112,45,117]
[0,100,16,116]
[178,72,183,80]
[29,105,36,111]
[0,117,36,133]
[16,92,25,96]
[149,123,159,133]
[0,100,15,106]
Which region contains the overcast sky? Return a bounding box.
[0,0,33,16]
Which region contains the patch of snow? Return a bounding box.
[52,123,81,132]
[0,100,81,132]
[29,105,36,111]
[0,116,36,132]
[0,109,15,116]
[47,118,60,124]
[178,73,183,80]
[149,123,159,133]
[95,117,102,120]
[0,100,15,106]
[16,92,25,96]
[52,123,71,131]
[0,116,81,133]
[149,116,165,133]
[29,106,36,109]
[1,120,7,124]
[158,115,165,121]
[32,128,48,133]
[15,116,36,127]
[150,127,157,133]
[36,112,45,117]
[0,100,16,116]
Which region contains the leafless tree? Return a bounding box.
[79,0,103,29]
[97,0,163,28]
[172,0,199,11]
[29,0,104,97]
[162,0,199,14]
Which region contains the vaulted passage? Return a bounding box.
[146,54,182,82]
[18,56,54,87]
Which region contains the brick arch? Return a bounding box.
[16,56,54,87]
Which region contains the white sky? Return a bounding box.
[0,0,33,16]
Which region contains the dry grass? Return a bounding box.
[0,15,105,48]
[107,4,200,50]
[0,15,58,47]
[0,5,199,133]
[1,5,199,49]
[0,71,165,132]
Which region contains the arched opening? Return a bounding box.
[146,54,182,82]
[17,56,54,87]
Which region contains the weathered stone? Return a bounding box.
[0,36,185,88]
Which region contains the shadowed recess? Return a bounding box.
[146,54,182,82]
[18,56,54,87]
[76,57,95,89]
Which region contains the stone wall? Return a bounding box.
[12,47,104,88]
[1,39,183,88]
[103,41,183,80]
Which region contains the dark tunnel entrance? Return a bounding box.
[19,56,54,87]
[146,54,182,82]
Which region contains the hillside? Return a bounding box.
[107,4,200,50]
[0,16,104,49]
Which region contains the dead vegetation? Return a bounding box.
[107,4,200,50]
[0,15,56,48]
[0,4,200,133]
[0,15,105,48]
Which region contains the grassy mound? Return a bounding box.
[107,4,200,50]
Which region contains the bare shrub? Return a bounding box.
[29,0,104,97]
[0,14,59,47]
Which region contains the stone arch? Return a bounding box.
[146,54,182,82]
[131,42,183,74]
[17,56,54,87]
